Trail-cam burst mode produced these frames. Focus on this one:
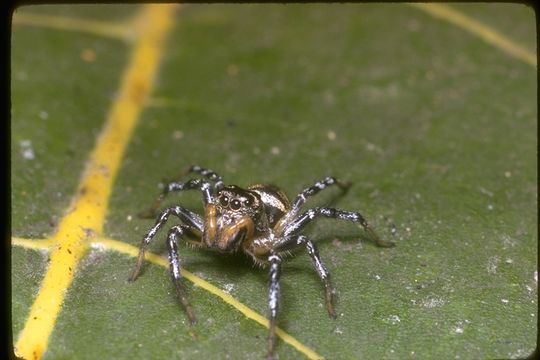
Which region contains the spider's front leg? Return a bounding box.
[139,168,220,218]
[267,253,282,360]
[129,205,203,282]
[129,206,203,324]
[167,225,197,324]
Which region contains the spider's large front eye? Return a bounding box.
[219,195,229,206]
[230,199,241,210]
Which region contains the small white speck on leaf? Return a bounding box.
[172,130,184,140]
[16,70,28,80]
[501,298,509,304]
[323,90,336,106]
[479,186,494,197]
[453,321,465,334]
[226,64,239,77]
[487,256,499,274]
[270,146,280,155]
[421,297,445,308]
[385,315,401,325]
[223,283,235,294]
[81,48,96,62]
[327,130,337,141]
[20,140,35,160]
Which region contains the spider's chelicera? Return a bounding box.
[129,165,394,359]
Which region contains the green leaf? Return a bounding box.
[12,4,536,359]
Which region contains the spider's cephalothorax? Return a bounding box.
[129,165,394,359]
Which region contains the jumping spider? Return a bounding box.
[129,165,394,359]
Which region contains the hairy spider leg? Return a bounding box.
[267,253,282,360]
[301,236,336,318]
[275,177,350,234]
[188,165,224,190]
[138,178,215,218]
[275,235,336,319]
[283,207,395,248]
[167,225,197,324]
[166,165,223,190]
[129,205,203,282]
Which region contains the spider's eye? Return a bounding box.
[243,198,252,207]
[230,199,241,210]
[219,195,229,206]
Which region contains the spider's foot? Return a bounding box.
[364,226,395,248]
[267,319,278,360]
[128,250,146,282]
[186,307,197,326]
[174,281,197,325]
[325,286,337,319]
[336,180,352,192]
[327,306,337,320]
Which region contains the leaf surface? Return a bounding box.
[12,4,537,359]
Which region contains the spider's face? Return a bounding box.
[203,186,263,251]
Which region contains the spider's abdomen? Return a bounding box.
[249,184,291,227]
